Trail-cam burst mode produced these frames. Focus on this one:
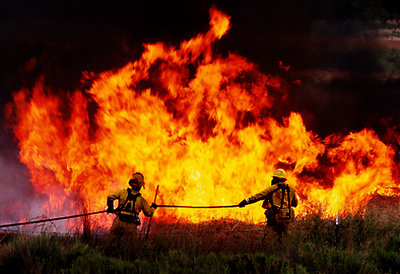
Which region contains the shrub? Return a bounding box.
[1,207,400,273]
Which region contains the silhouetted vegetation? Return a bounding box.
[1,205,400,273]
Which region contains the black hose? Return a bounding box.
[157,204,239,209]
[0,204,240,228]
[0,210,107,229]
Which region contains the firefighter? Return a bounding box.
[104,172,157,257]
[238,169,298,240]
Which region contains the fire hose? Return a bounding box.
[0,204,240,229]
[0,210,107,229]
[157,204,239,209]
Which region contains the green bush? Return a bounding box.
[372,235,400,273]
[0,233,64,273]
[0,233,135,273]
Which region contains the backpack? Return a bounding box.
[265,184,292,220]
[118,189,141,225]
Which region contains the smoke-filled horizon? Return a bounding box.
[1,0,400,226]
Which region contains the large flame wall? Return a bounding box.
[5,8,399,228]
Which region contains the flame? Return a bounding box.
[4,8,400,228]
[304,129,396,214]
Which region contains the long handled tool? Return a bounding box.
[0,210,107,229]
[146,185,159,239]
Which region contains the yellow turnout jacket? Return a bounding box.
[107,189,155,217]
[247,183,298,210]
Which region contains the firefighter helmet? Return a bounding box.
[129,172,145,188]
[272,169,287,180]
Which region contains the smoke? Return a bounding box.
[1,0,400,223]
[220,4,400,139]
[0,128,47,223]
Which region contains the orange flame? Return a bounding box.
[5,8,400,228]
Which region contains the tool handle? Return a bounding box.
[146,185,159,239]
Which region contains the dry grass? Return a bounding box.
[1,204,400,273]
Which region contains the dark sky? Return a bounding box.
[0,0,400,221]
[1,0,399,135]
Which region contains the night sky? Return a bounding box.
[1,0,400,221]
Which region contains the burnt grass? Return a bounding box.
[1,206,400,273]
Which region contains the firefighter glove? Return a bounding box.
[238,199,248,208]
[106,206,114,214]
[150,203,158,209]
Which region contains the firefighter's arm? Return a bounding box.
[106,190,122,213]
[140,197,156,217]
[239,186,275,207]
[248,185,276,204]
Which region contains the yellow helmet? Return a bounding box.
[272,169,287,180]
[129,172,145,188]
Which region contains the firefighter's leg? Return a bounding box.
[262,218,279,246]
[119,221,138,260]
[103,217,124,256]
[274,220,290,243]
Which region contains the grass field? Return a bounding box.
[1,204,400,273]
